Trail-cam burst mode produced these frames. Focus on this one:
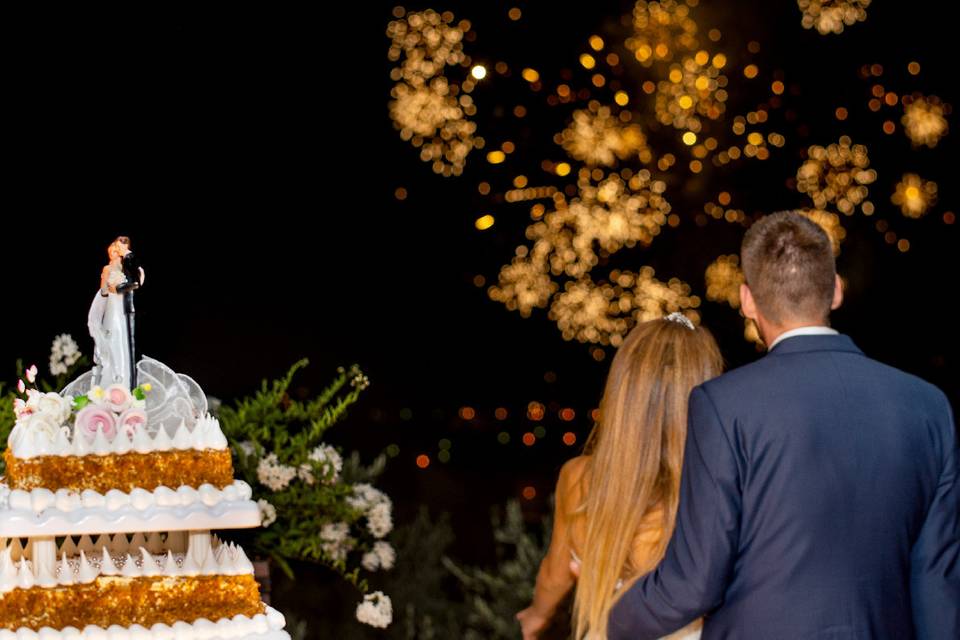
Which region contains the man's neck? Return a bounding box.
[764,321,837,350]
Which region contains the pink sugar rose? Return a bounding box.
[117,408,148,439]
[104,384,133,413]
[75,406,117,442]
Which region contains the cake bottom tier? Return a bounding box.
[0,606,290,639]
[0,575,261,631]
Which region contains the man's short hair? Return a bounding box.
[740,210,836,325]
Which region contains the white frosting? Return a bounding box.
[0,535,255,593]
[9,414,228,460]
[0,481,250,516]
[17,559,35,589]
[0,493,261,539]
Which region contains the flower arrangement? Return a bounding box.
[1,335,89,473]
[215,359,395,629]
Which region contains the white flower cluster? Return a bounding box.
[320,522,355,562]
[355,591,392,628]
[257,498,277,527]
[297,464,315,486]
[350,373,370,390]
[339,364,370,391]
[237,440,256,458]
[348,483,394,539]
[49,334,81,376]
[360,541,396,572]
[256,453,297,492]
[308,444,343,484]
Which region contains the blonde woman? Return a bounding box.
[516,313,723,640]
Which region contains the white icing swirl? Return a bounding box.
[9,413,229,460]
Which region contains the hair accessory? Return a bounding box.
[663,311,695,331]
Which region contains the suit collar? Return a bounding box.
[767,333,863,356]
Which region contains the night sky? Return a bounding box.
[3,0,958,573]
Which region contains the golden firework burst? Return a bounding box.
[796,136,877,215]
[559,106,652,165]
[387,8,481,176]
[891,173,937,218]
[798,0,871,35]
[487,251,557,317]
[705,255,744,308]
[800,209,846,254]
[655,51,728,132]
[548,268,699,346]
[627,0,699,66]
[901,96,949,148]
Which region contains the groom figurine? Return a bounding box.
[115,237,143,388]
[609,211,958,639]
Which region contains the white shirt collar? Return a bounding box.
[768,325,839,351]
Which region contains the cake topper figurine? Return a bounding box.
[88,236,144,390]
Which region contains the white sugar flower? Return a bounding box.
[257,499,277,527]
[104,384,133,413]
[355,591,392,628]
[34,392,72,424]
[367,502,393,539]
[25,389,43,409]
[361,551,380,571]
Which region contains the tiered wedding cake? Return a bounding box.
[0,359,291,638]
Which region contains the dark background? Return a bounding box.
[2,1,957,631]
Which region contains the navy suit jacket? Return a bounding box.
[609,334,959,639]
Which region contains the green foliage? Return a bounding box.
[443,500,558,640]
[0,383,14,475]
[383,508,464,639]
[217,360,384,591]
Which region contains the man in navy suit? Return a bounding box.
[608,211,958,639]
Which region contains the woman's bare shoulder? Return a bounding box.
[557,455,590,501]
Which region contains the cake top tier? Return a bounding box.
[10,357,215,460]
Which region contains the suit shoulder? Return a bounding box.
[697,356,779,398]
[862,357,952,411]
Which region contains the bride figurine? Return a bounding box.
[88,236,144,389]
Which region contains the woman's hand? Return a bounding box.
[516,606,551,640]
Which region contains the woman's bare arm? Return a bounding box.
[528,457,586,617]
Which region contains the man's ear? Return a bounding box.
[830,274,844,311]
[740,283,758,321]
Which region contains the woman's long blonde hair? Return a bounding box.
[572,317,723,639]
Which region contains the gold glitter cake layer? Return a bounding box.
[3,448,234,494]
[0,574,262,631]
